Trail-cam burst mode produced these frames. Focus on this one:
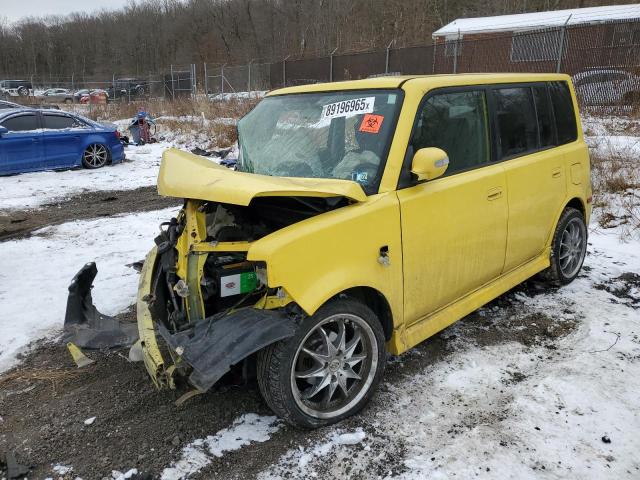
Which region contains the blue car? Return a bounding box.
[0,108,125,175]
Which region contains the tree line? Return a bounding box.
[0,0,630,79]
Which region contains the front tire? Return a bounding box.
[541,207,587,286]
[257,299,386,428]
[81,144,109,169]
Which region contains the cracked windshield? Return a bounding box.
[236,90,402,193]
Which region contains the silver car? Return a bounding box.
[40,88,75,104]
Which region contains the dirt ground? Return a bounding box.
[0,187,180,240]
[0,281,579,480]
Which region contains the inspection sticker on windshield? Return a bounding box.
[321,97,375,119]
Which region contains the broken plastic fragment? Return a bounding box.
[64,262,138,349]
[67,342,95,368]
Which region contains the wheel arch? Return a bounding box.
[325,286,394,342]
[565,197,586,219]
[546,196,587,248]
[80,138,113,165]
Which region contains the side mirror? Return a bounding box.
[0,126,8,136]
[411,147,449,181]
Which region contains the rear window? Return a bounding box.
[43,114,83,130]
[549,81,577,145]
[1,114,38,132]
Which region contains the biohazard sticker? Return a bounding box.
[359,114,384,133]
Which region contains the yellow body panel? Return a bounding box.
[158,148,367,205]
[396,163,509,325]
[247,192,406,354]
[136,247,168,388]
[140,72,591,370]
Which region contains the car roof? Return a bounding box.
[268,73,572,96]
[0,107,76,117]
[573,69,631,77]
[0,100,23,107]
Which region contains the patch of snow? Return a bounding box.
[52,464,73,475]
[111,468,138,479]
[260,429,366,478]
[83,416,96,425]
[0,142,172,212]
[208,90,266,101]
[434,4,640,36]
[0,207,178,373]
[160,413,281,480]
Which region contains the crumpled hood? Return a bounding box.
[157,148,367,205]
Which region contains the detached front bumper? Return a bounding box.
[136,246,297,392]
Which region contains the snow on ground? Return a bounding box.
[161,414,281,480]
[258,228,640,479]
[260,429,367,478]
[0,142,170,211]
[0,207,177,373]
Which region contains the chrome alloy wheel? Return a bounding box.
[290,313,378,419]
[559,217,586,278]
[83,144,108,168]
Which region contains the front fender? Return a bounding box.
[247,192,404,350]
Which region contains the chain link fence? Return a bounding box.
[3,17,640,110]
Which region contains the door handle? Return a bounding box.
[487,187,503,201]
[552,167,561,179]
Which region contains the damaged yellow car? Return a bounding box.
[130,74,590,428]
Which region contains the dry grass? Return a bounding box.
[73,96,258,123]
[63,96,259,149]
[588,126,640,237]
[0,367,81,394]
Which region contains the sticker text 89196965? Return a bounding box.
[321,97,375,120]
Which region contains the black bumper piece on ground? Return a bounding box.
[64,262,138,349]
[158,308,297,391]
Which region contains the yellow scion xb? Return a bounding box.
[136,73,591,428]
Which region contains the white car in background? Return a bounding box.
[573,69,640,106]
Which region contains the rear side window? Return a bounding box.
[532,86,555,147]
[43,114,82,130]
[549,81,577,145]
[412,90,490,176]
[493,87,538,158]
[1,114,38,132]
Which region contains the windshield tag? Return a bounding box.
[352,171,369,184]
[321,97,375,120]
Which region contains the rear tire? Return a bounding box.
[540,207,587,286]
[17,86,28,96]
[81,144,109,169]
[257,298,386,428]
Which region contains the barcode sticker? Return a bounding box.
[321,97,375,120]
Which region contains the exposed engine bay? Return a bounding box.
[63,193,351,393]
[153,195,348,334]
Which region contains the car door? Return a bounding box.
[396,88,508,326]
[497,83,569,272]
[41,113,84,168]
[0,113,43,174]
